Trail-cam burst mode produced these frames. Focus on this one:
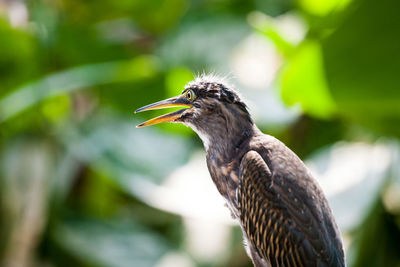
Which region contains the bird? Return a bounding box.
[135,75,345,267]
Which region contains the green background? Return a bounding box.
[0,0,399,266]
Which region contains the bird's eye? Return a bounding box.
[186,89,196,101]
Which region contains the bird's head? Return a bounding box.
[136,76,254,148]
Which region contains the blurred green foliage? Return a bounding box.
[0,0,399,266]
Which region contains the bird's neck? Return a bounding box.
[193,116,257,162]
[193,115,259,207]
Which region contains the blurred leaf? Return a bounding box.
[306,140,398,231]
[248,11,295,56]
[57,114,193,185]
[322,0,400,136]
[165,67,194,96]
[298,0,352,16]
[159,15,250,70]
[283,116,344,158]
[279,40,336,118]
[350,199,400,267]
[0,0,399,266]
[0,19,40,92]
[41,94,71,123]
[117,55,160,81]
[0,56,160,123]
[130,0,188,34]
[253,0,293,17]
[52,217,170,267]
[30,0,59,46]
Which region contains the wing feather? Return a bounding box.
[237,150,344,267]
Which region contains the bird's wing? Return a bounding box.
[237,150,343,267]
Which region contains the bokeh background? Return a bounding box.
[0,0,400,266]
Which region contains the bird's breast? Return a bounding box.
[206,153,243,211]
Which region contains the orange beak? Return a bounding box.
[135,96,192,127]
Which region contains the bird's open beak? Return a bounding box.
[135,96,192,127]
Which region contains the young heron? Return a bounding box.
[135,76,345,267]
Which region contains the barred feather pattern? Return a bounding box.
[237,151,345,267]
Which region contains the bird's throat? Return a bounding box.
[190,118,256,161]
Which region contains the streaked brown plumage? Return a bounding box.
[136,75,345,267]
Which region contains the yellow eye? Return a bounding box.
[186,89,196,101]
